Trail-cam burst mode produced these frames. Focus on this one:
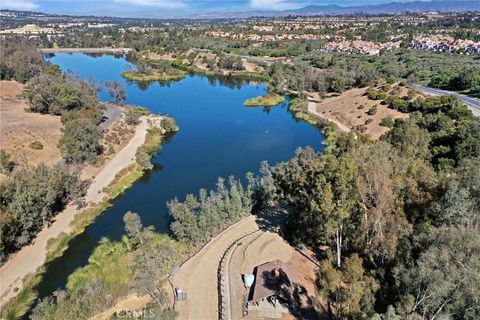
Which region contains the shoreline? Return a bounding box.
[40,47,133,54]
[0,115,165,312]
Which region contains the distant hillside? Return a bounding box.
[191,1,480,19]
[2,0,479,21]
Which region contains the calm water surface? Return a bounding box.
[37,53,324,298]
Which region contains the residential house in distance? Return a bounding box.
[411,35,480,55]
[322,40,402,55]
[0,24,55,35]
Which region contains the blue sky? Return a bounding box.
[0,0,446,17]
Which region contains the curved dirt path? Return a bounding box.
[307,98,351,133]
[0,117,150,307]
[171,216,260,320]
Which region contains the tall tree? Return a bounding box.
[318,254,379,319]
[274,148,358,266]
[352,142,412,267]
[398,226,480,319]
[58,118,102,164]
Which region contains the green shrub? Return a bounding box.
[382,83,392,93]
[367,106,378,116]
[29,141,43,150]
[386,95,409,112]
[61,107,103,126]
[387,76,397,84]
[0,149,14,173]
[58,118,102,164]
[380,117,395,128]
[367,87,387,101]
[161,117,178,133]
[288,97,306,113]
[23,74,97,115]
[125,107,149,125]
[136,151,153,170]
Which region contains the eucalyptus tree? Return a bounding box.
[274,147,358,267]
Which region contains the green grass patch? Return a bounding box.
[0,271,43,320]
[66,237,132,298]
[288,97,306,113]
[44,233,187,319]
[293,111,318,125]
[288,97,317,125]
[244,94,285,107]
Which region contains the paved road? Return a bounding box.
[100,105,123,130]
[0,117,150,307]
[418,85,480,117]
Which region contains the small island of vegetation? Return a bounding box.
[244,94,285,107]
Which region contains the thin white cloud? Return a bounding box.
[113,0,186,9]
[0,0,39,10]
[249,0,303,10]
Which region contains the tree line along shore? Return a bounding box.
[0,38,180,317]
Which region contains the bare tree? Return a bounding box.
[105,80,126,104]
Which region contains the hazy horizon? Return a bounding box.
[1,0,474,18]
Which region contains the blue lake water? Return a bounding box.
[37,53,324,298]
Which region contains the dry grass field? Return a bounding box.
[308,85,411,140]
[0,81,62,166]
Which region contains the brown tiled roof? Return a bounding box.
[250,260,299,302]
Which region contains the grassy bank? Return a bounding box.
[287,97,341,145]
[288,97,318,125]
[244,94,285,107]
[0,118,175,320]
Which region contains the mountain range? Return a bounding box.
[191,1,480,19]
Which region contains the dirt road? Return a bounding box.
[0,117,150,307]
[171,216,260,320]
